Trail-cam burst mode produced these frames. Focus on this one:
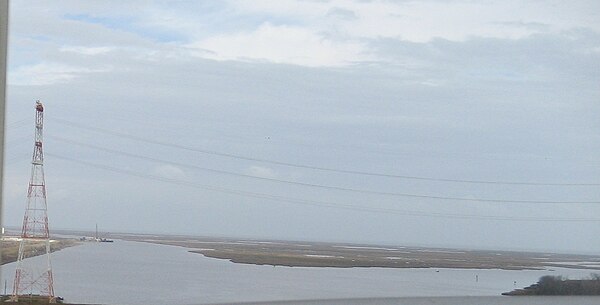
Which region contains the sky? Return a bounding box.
[2,0,600,253]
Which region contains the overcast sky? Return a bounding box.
[3,0,600,253]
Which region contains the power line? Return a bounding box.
[6,119,28,129]
[53,118,599,187]
[54,104,597,165]
[48,135,600,204]
[4,154,28,164]
[45,152,600,222]
[6,135,33,146]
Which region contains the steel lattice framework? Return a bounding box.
[11,101,55,301]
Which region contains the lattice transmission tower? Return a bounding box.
[11,101,55,302]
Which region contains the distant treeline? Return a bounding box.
[503,274,600,296]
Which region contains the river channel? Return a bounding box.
[1,240,598,305]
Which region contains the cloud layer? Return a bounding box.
[4,0,600,253]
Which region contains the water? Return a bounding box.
[1,240,598,305]
[232,296,600,305]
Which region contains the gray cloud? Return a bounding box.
[3,0,600,254]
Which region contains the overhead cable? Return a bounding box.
[46,152,600,222]
[49,135,600,204]
[53,118,599,187]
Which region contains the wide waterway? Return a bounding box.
[1,240,599,305]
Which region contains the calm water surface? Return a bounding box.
[231,296,600,305]
[1,240,598,305]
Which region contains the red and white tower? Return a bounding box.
[11,101,55,301]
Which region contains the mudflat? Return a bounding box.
[114,233,600,270]
[1,239,78,265]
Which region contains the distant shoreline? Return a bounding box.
[0,238,79,265]
[114,234,600,270]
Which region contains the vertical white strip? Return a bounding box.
[0,0,9,287]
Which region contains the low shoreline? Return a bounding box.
[190,248,600,270]
[116,234,600,270]
[1,239,79,265]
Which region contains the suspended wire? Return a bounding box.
[6,135,33,146]
[53,104,461,162]
[4,154,29,164]
[53,118,600,187]
[48,135,600,204]
[6,119,29,129]
[45,152,600,222]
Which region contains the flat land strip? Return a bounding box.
[1,239,78,265]
[114,233,600,270]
